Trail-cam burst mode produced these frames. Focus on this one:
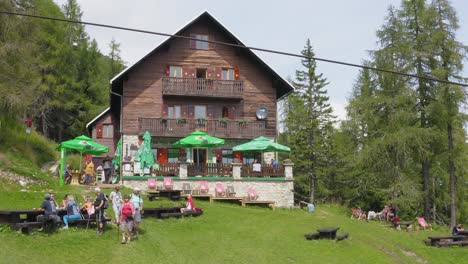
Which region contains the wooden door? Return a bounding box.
[157,148,168,164]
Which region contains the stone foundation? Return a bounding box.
[122,179,294,208]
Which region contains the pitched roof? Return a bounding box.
[110,11,293,99]
[86,107,110,130]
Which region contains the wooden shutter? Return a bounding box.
[187,104,194,118]
[96,124,103,138]
[165,65,170,76]
[215,67,223,79]
[162,102,168,117]
[234,66,240,80]
[209,34,215,50]
[190,34,196,49]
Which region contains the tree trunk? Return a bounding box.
[309,172,315,204]
[422,160,431,219]
[41,110,48,138]
[447,122,456,228]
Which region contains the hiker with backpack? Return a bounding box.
[130,187,143,238]
[120,195,135,244]
[93,187,107,235]
[62,195,81,230]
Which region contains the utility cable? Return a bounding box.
[0,10,467,88]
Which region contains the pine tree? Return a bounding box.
[283,39,334,203]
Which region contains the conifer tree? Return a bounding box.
[283,39,334,203]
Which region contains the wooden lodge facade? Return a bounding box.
[86,12,294,207]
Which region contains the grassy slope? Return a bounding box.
[0,192,465,264]
[0,118,464,263]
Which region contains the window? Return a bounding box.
[169,66,183,77]
[102,124,113,138]
[222,68,234,80]
[168,148,179,163]
[168,105,181,119]
[194,105,207,119]
[194,34,209,50]
[222,150,233,164]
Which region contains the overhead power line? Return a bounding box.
[0,10,467,88]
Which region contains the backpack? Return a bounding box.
[102,195,109,209]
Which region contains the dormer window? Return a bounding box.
[191,34,209,50]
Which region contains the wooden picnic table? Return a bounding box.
[427,235,468,247]
[147,190,182,201]
[317,227,340,239]
[0,209,43,224]
[143,207,182,218]
[394,221,413,230]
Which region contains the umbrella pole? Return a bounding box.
[79,152,83,173]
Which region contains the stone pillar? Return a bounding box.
[284,162,294,180]
[179,162,188,179]
[232,163,242,180]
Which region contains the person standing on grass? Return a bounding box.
[109,186,123,224]
[120,195,135,244]
[103,155,112,184]
[94,187,106,235]
[62,195,81,229]
[130,187,143,238]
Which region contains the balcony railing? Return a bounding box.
[162,77,244,98]
[139,118,266,139]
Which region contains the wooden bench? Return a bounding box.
[336,232,349,241]
[241,200,275,210]
[191,194,213,202]
[67,217,111,227]
[11,222,44,234]
[427,236,466,247]
[299,201,309,209]
[160,210,203,219]
[394,221,413,231]
[211,197,244,204]
[435,240,468,247]
[143,207,182,218]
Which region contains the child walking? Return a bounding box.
[120,195,135,244]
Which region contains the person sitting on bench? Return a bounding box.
[180,194,194,213]
[452,224,464,236]
[35,193,62,224]
[80,195,95,219]
[62,195,81,230]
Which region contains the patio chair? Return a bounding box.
[416,217,432,230]
[215,182,226,197]
[247,188,258,201]
[199,181,209,194]
[182,183,192,195]
[163,177,173,190]
[226,186,236,197]
[147,178,157,190]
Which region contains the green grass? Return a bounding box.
[0,189,465,264]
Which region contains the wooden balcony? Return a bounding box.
[162,77,244,98]
[139,118,266,139]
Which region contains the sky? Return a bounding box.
[55,0,468,121]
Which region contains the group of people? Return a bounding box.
[34,186,144,244]
[62,155,115,185]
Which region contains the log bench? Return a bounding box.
[160,211,203,219]
[427,236,467,247]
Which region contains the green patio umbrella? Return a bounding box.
[172,131,225,166]
[113,138,122,170]
[232,136,291,152]
[172,130,225,148]
[57,135,109,186]
[135,131,155,169]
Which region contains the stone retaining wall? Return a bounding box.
[122,179,294,208]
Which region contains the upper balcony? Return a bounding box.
[162,77,244,99]
[139,118,266,139]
